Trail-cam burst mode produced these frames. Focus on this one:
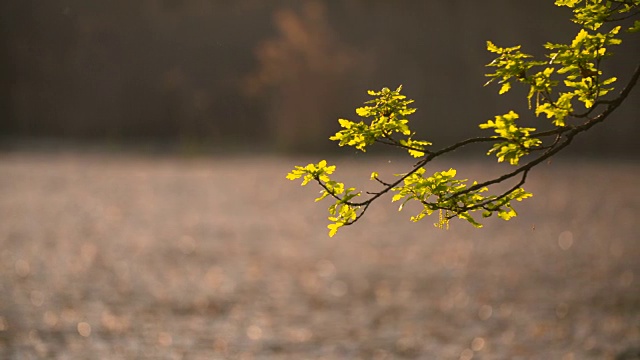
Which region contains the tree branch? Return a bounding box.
[314,61,640,224]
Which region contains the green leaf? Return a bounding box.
[441,168,457,178]
[338,119,352,128]
[486,40,500,53]
[408,149,425,158]
[315,191,330,202]
[571,29,589,48]
[327,223,343,237]
[286,171,301,180]
[497,207,517,220]
[499,82,511,94]
[555,0,580,7]
[458,212,483,228]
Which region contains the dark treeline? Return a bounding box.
[1,0,638,155]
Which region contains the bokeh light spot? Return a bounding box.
[471,337,485,351]
[478,305,493,320]
[77,322,91,337]
[316,259,336,278]
[459,348,474,360]
[558,231,574,250]
[43,311,58,328]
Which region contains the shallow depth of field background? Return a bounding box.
[1,1,639,359]
[1,154,638,359]
[2,0,639,153]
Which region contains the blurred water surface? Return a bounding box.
[0,152,638,359]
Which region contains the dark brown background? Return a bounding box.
[1,0,639,154]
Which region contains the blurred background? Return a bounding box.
[1,0,639,155]
[2,1,640,359]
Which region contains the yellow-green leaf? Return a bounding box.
[327,223,342,237]
[499,82,511,95]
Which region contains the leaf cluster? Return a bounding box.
[557,0,640,31]
[330,86,432,158]
[390,168,532,227]
[479,111,542,165]
[485,23,623,127]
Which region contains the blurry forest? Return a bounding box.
[1,0,639,154]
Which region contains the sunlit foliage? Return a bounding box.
[288,0,640,236]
